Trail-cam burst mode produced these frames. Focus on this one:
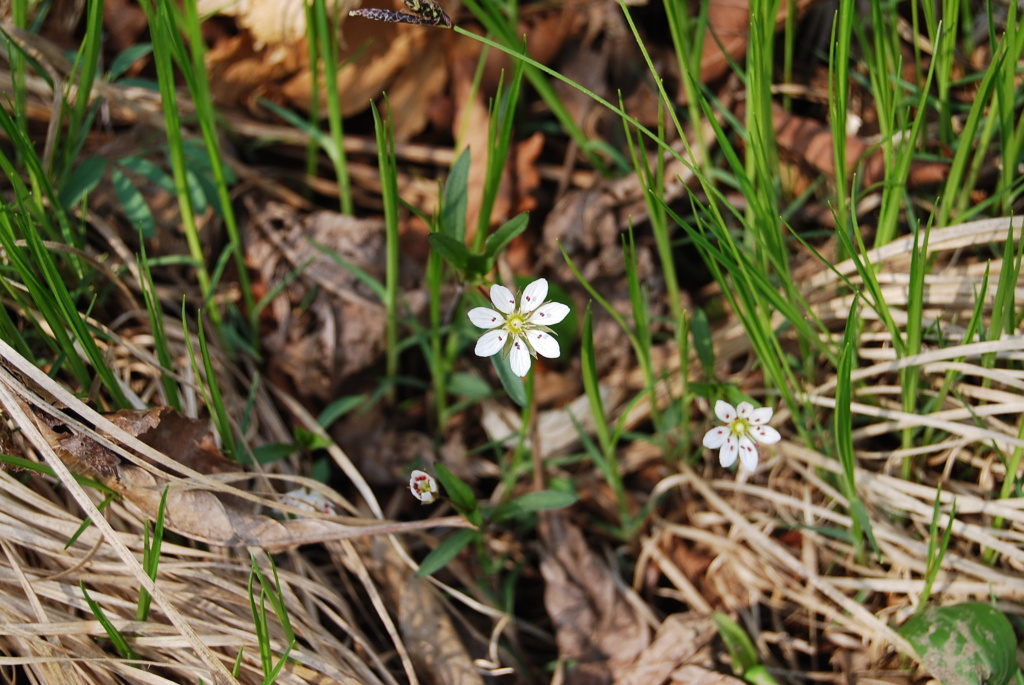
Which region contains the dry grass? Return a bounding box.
[0,216,1021,683]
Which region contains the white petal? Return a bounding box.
[748,406,774,425]
[737,437,759,471]
[474,329,506,357]
[736,402,754,419]
[714,400,737,423]
[702,426,729,449]
[520,278,548,313]
[468,307,504,329]
[529,331,560,358]
[719,436,739,467]
[530,301,570,326]
[750,424,781,445]
[509,338,532,376]
[490,284,517,314]
[409,470,438,503]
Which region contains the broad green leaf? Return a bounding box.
[118,154,176,193]
[107,43,153,81]
[318,394,370,427]
[492,353,528,407]
[434,463,482,525]
[899,602,1017,685]
[112,166,156,239]
[58,157,106,209]
[712,611,761,675]
[442,148,470,241]
[184,167,208,214]
[691,308,715,377]
[250,443,296,464]
[428,232,472,270]
[491,490,579,522]
[446,372,492,399]
[416,528,477,577]
[293,428,331,451]
[482,212,529,263]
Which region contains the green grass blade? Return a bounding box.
[81,581,137,661]
[372,100,401,394]
[309,0,353,214]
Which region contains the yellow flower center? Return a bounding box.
[505,313,528,333]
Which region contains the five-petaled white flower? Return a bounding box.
[409,469,439,504]
[702,400,781,471]
[468,278,571,377]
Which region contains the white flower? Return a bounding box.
[280,487,336,515]
[409,469,439,504]
[467,278,571,377]
[702,400,781,471]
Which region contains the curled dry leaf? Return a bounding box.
[541,187,668,376]
[372,538,485,685]
[668,665,748,685]
[36,405,469,550]
[199,0,449,138]
[292,6,449,139]
[616,614,720,685]
[539,513,650,684]
[246,200,426,399]
[196,0,359,48]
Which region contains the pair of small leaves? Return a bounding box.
[416,464,578,577]
[428,212,529,281]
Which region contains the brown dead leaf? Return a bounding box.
[372,538,485,685]
[667,538,720,607]
[540,187,667,376]
[540,513,650,684]
[669,665,746,685]
[694,0,753,90]
[328,403,436,486]
[616,613,718,685]
[282,13,450,139]
[513,131,545,216]
[770,103,950,192]
[197,0,358,48]
[31,406,119,479]
[204,31,308,113]
[54,432,120,480]
[541,187,621,283]
[107,406,237,475]
[27,402,471,549]
[199,0,449,139]
[246,200,419,398]
[40,404,234,484]
[115,462,470,550]
[370,22,452,141]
